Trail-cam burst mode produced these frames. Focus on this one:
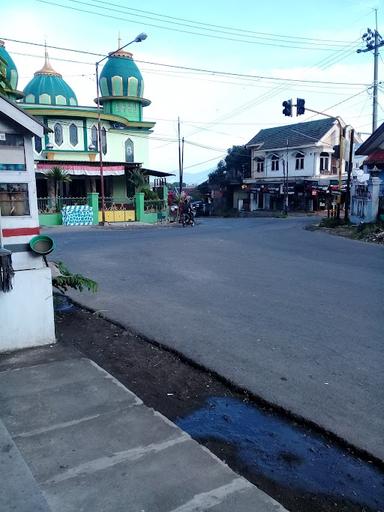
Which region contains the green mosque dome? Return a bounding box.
[98,49,150,122]
[0,40,23,99]
[22,51,78,106]
[99,49,145,99]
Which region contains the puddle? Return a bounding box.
[176,397,384,511]
[53,294,77,313]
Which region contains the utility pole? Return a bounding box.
[357,9,384,132]
[344,128,355,222]
[285,139,289,214]
[178,117,184,195]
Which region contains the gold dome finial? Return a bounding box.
[35,42,61,76]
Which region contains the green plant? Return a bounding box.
[319,217,347,228]
[143,187,159,200]
[45,166,72,199]
[352,221,384,239]
[128,169,147,191]
[222,207,240,218]
[51,261,97,293]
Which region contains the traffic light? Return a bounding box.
[297,98,305,116]
[282,99,292,116]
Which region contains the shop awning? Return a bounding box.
[36,162,125,176]
[142,168,176,177]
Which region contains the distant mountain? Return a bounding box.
[183,169,212,186]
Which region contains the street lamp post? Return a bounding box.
[95,32,147,224]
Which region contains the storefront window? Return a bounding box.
[0,183,30,216]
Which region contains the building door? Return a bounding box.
[258,191,264,209]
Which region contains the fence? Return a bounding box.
[98,196,136,223]
[37,196,87,214]
[144,199,167,213]
[98,196,135,211]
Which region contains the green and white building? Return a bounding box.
[1,40,163,204]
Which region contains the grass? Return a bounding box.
[316,217,384,244]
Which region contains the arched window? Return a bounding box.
[271,154,279,171]
[320,152,329,173]
[54,123,63,146]
[125,138,134,163]
[91,125,98,151]
[69,123,78,146]
[295,152,305,170]
[101,127,107,155]
[253,157,264,173]
[34,136,42,154]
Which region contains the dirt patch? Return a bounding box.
[307,221,384,244]
[55,302,384,512]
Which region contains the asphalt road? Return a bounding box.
[49,217,384,460]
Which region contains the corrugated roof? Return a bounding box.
[246,118,337,150]
[365,149,384,164]
[355,122,384,155]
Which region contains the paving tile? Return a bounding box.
[1,370,139,436]
[15,405,182,483]
[0,358,98,399]
[42,439,237,512]
[0,420,51,512]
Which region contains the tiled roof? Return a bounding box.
[246,118,337,150]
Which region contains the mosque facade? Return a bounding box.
[0,39,157,200]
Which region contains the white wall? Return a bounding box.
[0,267,55,351]
[33,116,151,168]
[0,109,56,352]
[251,147,318,179]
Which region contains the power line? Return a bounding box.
[11,48,364,93]
[2,37,369,87]
[38,0,357,51]
[65,0,351,49]
[88,0,352,45]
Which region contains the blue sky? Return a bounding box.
[1,0,383,180]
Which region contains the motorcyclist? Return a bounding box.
[180,196,194,226]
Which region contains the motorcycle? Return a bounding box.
[181,206,196,227]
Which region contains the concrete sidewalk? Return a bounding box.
[0,344,287,512]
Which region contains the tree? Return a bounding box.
[128,169,147,191]
[209,145,251,184]
[46,166,72,198]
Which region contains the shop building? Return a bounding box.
[243,118,360,212]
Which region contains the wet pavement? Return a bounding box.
[177,397,384,511]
